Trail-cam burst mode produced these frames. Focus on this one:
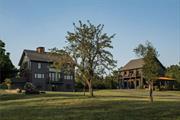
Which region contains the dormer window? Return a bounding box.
[38,63,41,69]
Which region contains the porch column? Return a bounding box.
[134,80,137,89]
[140,76,143,88]
[121,78,124,89]
[127,81,129,89]
[159,81,161,90]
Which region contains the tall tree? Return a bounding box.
[65,20,116,96]
[134,41,160,102]
[0,40,17,83]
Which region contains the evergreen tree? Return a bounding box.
[0,40,17,83]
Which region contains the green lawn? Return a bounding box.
[0,89,180,120]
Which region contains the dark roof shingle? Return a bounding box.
[121,58,144,71]
[24,50,53,62]
[19,49,69,66]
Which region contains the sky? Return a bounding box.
[0,0,180,69]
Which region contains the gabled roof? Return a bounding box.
[121,58,144,71]
[18,49,72,66]
[120,57,166,71]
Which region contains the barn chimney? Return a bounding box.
[36,47,45,53]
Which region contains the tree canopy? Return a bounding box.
[166,64,180,88]
[65,20,116,96]
[134,41,160,82]
[49,48,74,72]
[0,40,17,82]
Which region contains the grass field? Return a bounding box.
[0,89,180,120]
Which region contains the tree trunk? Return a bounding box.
[89,85,93,97]
[83,83,86,96]
[0,69,1,83]
[149,82,153,102]
[87,79,93,97]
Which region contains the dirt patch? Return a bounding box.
[2,89,23,94]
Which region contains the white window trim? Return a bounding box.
[38,63,41,69]
[35,73,44,79]
[64,75,73,80]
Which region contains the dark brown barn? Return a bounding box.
[119,58,175,89]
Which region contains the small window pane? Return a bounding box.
[58,73,61,79]
[42,74,44,78]
[38,63,41,69]
[35,74,37,78]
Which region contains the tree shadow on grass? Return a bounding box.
[94,95,147,99]
[0,92,85,101]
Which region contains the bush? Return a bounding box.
[16,88,22,93]
[5,78,12,89]
[174,81,180,90]
[93,80,106,89]
[0,83,8,89]
[24,82,39,94]
[0,78,12,90]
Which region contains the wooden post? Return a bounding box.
[129,81,131,89]
[127,81,129,89]
[140,76,143,88]
[134,80,137,89]
[122,78,124,89]
[159,81,161,90]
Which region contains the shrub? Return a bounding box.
[24,82,39,94]
[174,81,180,90]
[0,83,8,89]
[16,88,22,93]
[5,78,12,89]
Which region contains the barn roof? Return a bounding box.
[120,58,144,71]
[120,58,165,71]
